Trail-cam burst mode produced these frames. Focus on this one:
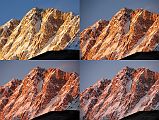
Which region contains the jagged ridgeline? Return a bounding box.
[80,67,159,120]
[81,8,159,60]
[0,8,80,60]
[0,67,79,120]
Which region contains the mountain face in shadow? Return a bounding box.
[81,8,159,60]
[32,110,79,120]
[30,50,80,60]
[121,110,159,120]
[121,51,159,60]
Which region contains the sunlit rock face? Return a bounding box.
[0,8,80,60]
[81,8,159,60]
[0,67,79,120]
[80,67,159,120]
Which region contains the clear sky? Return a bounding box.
[80,60,159,91]
[0,60,79,86]
[81,0,159,30]
[0,0,79,25]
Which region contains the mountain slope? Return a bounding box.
[0,67,79,120]
[0,8,79,60]
[80,67,159,120]
[81,8,159,60]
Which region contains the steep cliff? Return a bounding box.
[0,8,79,60]
[80,67,159,120]
[81,8,159,60]
[0,67,79,120]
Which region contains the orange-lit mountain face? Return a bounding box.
[80,67,159,120]
[81,8,159,60]
[0,8,80,60]
[0,67,79,120]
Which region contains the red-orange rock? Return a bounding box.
[81,8,159,60]
[0,67,79,120]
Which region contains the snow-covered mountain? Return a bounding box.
[0,67,79,120]
[0,8,79,60]
[81,8,159,60]
[80,67,159,120]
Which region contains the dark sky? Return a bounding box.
[81,0,159,30]
[0,0,79,25]
[80,61,159,91]
[0,60,79,86]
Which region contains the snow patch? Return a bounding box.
[65,37,80,50]
[16,96,25,103]
[35,20,41,33]
[128,95,150,116]
[105,102,120,114]
[66,97,79,110]
[37,80,43,92]
[124,21,130,34]
[126,76,133,92]
[40,35,55,54]
[37,95,60,116]
[83,97,95,112]
[155,102,159,110]
[126,78,132,92]
[106,95,114,102]
[134,36,145,48]
[3,26,8,32]
[154,44,159,51]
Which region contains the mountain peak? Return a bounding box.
[24,7,42,17]
[115,7,133,16]
[81,8,159,60]
[0,7,79,60]
[26,66,46,78]
[120,7,133,12]
[136,67,153,73]
[30,66,46,72]
[134,8,148,12]
[29,7,42,12]
[118,66,135,75]
[123,66,134,70]
[81,68,159,120]
[0,67,79,119]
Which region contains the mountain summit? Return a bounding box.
[80,67,159,120]
[0,8,80,60]
[0,67,79,120]
[81,8,159,60]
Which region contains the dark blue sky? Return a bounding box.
[80,61,159,91]
[0,61,79,86]
[81,0,159,30]
[0,0,79,25]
